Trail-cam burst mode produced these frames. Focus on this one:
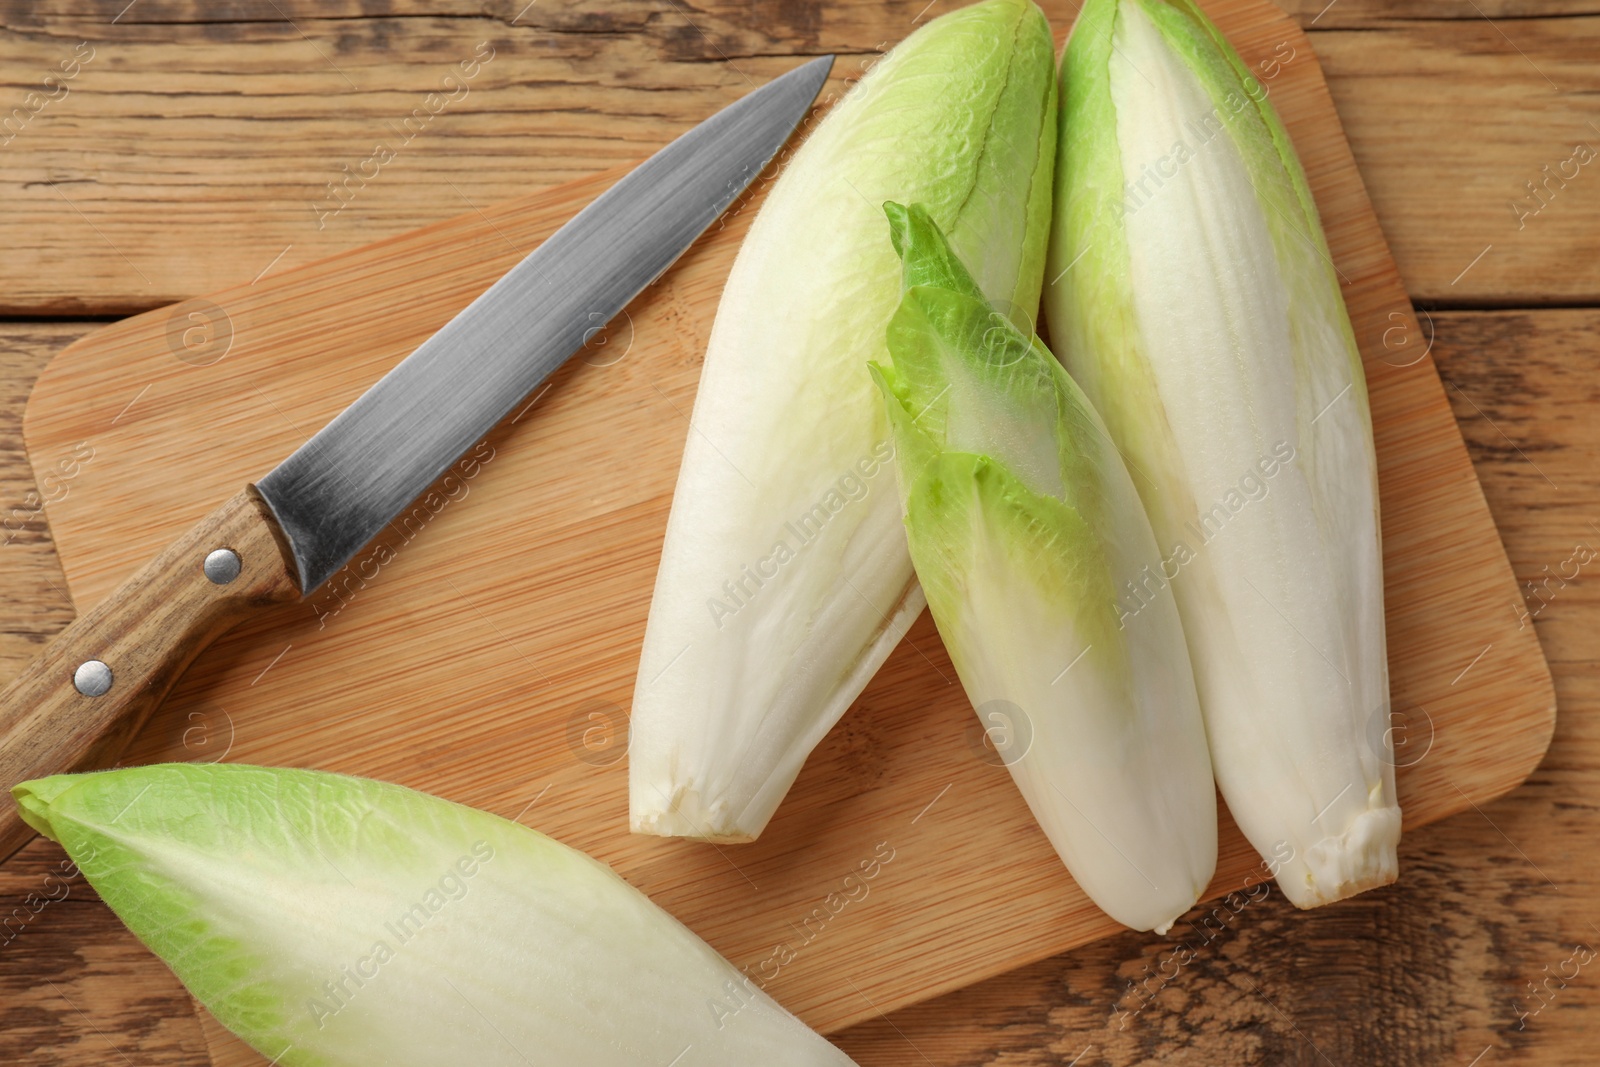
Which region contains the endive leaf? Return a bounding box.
[14,765,856,1067]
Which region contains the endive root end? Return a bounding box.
[631,785,759,843]
[1281,806,1402,909]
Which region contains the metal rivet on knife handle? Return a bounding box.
[73,660,113,698]
[204,548,242,585]
[0,488,301,865]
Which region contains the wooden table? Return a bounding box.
[0,1,1594,1064]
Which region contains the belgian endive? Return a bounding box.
[13,765,857,1067]
[871,203,1215,933]
[631,0,1058,840]
[1045,0,1399,906]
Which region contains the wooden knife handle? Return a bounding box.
[0,487,299,862]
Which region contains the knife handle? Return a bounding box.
[0,487,299,862]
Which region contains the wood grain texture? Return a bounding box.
[0,486,299,862]
[10,1,1555,1064]
[0,837,211,1067]
[0,325,83,670]
[1313,19,1600,307]
[0,325,219,1066]
[1272,0,1600,25]
[0,1,1595,312]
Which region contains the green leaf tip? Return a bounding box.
[881,219,1081,508]
[880,192,1222,935]
[873,207,1126,640]
[11,773,82,842]
[883,201,986,302]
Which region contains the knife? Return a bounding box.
[0,55,834,863]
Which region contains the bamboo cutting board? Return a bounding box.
[18,0,1554,1061]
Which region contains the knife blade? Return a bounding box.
[0,55,834,863]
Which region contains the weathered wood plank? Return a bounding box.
[0,324,85,660]
[1316,22,1600,307]
[0,4,1594,312]
[0,849,212,1067]
[0,323,210,1067]
[1273,0,1600,25]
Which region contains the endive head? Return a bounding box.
[1057,0,1332,268]
[874,0,1061,325]
[627,0,1060,844]
[798,0,1060,331]
[868,205,1220,932]
[16,765,857,1067]
[1048,0,1396,908]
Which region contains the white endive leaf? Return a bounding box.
[1046,0,1398,907]
[630,0,1058,841]
[14,765,856,1067]
[873,203,1216,934]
